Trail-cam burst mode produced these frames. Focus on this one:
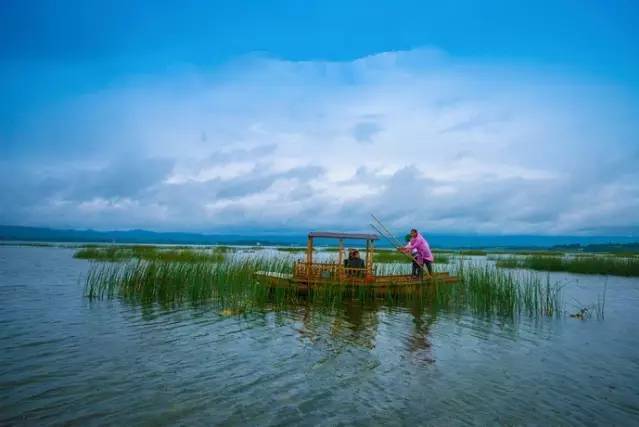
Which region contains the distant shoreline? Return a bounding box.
[1,224,638,253]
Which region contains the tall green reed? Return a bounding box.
[85,256,570,319]
[496,254,639,276]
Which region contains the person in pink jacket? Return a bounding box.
[400,228,434,278]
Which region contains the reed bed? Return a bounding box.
[85,257,571,319]
[458,249,487,256]
[512,250,565,256]
[496,255,639,277]
[85,257,294,309]
[445,263,563,318]
[276,247,307,253]
[75,246,226,263]
[373,250,450,264]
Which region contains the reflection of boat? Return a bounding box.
[255,231,457,292]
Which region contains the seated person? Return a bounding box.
[344,249,365,276]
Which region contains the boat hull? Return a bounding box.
[254,271,458,294]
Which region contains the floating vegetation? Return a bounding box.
[85,258,568,320]
[74,246,226,263]
[495,255,639,277]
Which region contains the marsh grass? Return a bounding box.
[496,255,639,277]
[85,259,290,308]
[75,246,226,263]
[423,263,563,318]
[373,250,450,264]
[74,246,132,261]
[373,250,412,263]
[458,249,487,256]
[276,247,307,253]
[513,250,565,256]
[85,257,568,319]
[610,252,639,258]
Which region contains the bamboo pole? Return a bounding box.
[370,220,430,277]
[371,214,405,248]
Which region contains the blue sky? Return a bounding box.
[1,1,638,235]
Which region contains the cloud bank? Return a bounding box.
[2,49,638,235]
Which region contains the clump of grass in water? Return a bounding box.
[276,247,307,253]
[496,255,639,277]
[74,246,131,261]
[85,256,572,319]
[85,257,298,311]
[74,246,226,263]
[458,249,487,256]
[430,262,563,318]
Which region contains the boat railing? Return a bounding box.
[293,261,372,283]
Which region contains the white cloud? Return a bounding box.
[2,49,638,235]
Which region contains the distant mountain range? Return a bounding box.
[0,225,279,246]
[1,225,637,249]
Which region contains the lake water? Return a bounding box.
[1,245,639,425]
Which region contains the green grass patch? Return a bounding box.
[84,257,580,319]
[276,246,307,253]
[74,246,226,263]
[373,250,410,263]
[373,250,450,264]
[495,255,639,277]
[458,249,487,256]
[74,246,131,261]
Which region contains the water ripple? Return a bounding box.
[1,246,639,425]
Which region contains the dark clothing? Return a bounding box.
[345,257,365,269]
[345,257,365,277]
[412,260,433,279]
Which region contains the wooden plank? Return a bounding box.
[308,231,379,240]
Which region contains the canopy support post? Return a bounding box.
[365,239,374,279]
[306,236,313,280]
[337,238,344,281]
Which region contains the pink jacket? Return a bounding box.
[405,232,434,262]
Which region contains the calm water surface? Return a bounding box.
[1,246,639,426]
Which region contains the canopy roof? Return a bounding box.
[308,231,379,241]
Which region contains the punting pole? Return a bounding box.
[371,214,406,248]
[369,222,429,275]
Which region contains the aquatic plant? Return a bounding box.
[514,250,565,256]
[373,250,411,263]
[458,249,487,256]
[610,252,639,258]
[427,262,563,318]
[373,250,450,264]
[85,257,304,314]
[85,257,567,319]
[496,255,639,277]
[74,246,226,263]
[74,246,131,261]
[276,247,307,253]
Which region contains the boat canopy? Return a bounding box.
[308,231,379,241]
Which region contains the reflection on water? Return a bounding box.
[1,246,639,425]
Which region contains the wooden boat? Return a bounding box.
[255,231,458,292]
